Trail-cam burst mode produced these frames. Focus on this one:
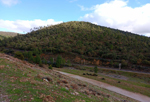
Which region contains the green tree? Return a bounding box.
[94,66,98,73]
[49,65,53,69]
[50,58,53,64]
[14,51,24,60]
[67,60,71,67]
[35,55,41,64]
[39,59,43,67]
[43,58,47,64]
[62,58,66,66]
[56,55,62,68]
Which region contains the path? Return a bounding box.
[55,70,150,102]
[73,64,150,75]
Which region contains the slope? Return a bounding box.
[0,31,18,37]
[0,21,150,70]
[0,53,137,102]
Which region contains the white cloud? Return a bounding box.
[78,5,95,11]
[0,0,19,6]
[81,0,150,37]
[0,19,63,33]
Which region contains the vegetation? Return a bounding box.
[14,51,24,60]
[56,55,63,68]
[0,21,150,70]
[55,67,150,97]
[49,64,53,69]
[0,55,136,102]
[94,66,98,73]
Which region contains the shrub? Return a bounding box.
[121,60,128,68]
[39,60,43,67]
[94,66,98,73]
[67,60,72,67]
[142,60,150,65]
[56,55,62,68]
[49,65,52,69]
[14,51,24,60]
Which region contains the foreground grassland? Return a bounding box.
[0,57,137,102]
[55,66,150,97]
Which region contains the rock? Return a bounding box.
[85,90,90,95]
[61,79,68,84]
[42,77,53,83]
[101,78,105,80]
[118,81,121,83]
[74,92,79,95]
[78,84,82,86]
[43,79,49,83]
[43,95,55,102]
[83,84,86,87]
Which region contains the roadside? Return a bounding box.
[55,70,150,102]
[72,64,150,75]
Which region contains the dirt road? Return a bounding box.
[73,64,150,75]
[56,70,150,102]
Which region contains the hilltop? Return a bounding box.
[0,31,18,40]
[0,21,150,71]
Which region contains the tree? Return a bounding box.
[39,59,43,67]
[49,65,53,69]
[62,58,66,66]
[14,51,24,60]
[50,58,53,64]
[35,55,41,64]
[67,60,71,67]
[43,58,47,64]
[94,66,98,73]
[56,55,62,68]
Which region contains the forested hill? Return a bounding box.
[0,21,150,68]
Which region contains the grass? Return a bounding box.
[1,57,135,102]
[55,67,150,97]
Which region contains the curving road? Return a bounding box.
[55,70,150,102]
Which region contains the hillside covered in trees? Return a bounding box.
[0,21,150,71]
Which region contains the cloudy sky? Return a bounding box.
[0,0,150,37]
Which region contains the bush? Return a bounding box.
[39,60,43,67]
[56,55,63,68]
[110,60,113,67]
[14,51,24,60]
[49,65,53,69]
[121,60,128,68]
[94,66,98,73]
[142,60,150,65]
[67,60,72,67]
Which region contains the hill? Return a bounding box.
[0,53,135,102]
[0,31,18,40]
[0,31,18,37]
[0,21,150,71]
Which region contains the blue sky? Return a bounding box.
[0,0,150,36]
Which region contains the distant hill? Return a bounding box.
[0,21,150,70]
[0,31,18,39]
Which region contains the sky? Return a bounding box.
[0,0,150,37]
